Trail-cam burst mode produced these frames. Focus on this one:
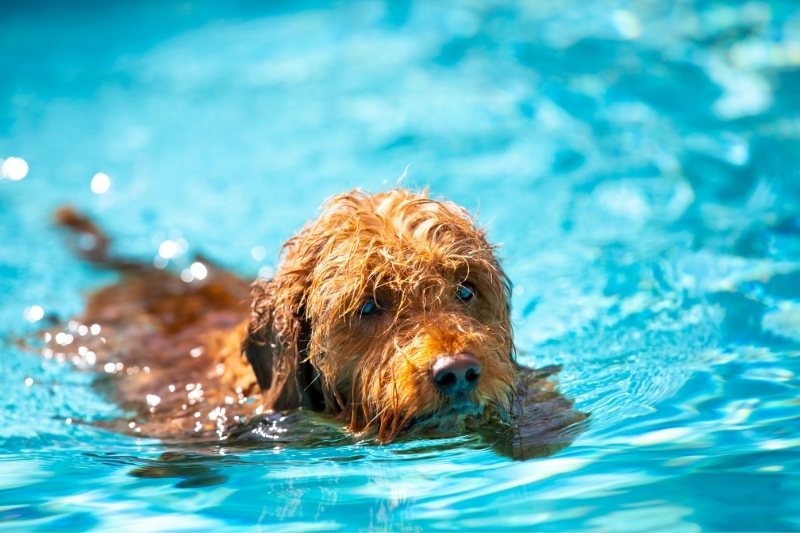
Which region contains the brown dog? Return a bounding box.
[46,189,583,453]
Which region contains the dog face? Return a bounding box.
[245,189,516,441]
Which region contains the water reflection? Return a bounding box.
[1,0,800,529]
[0,156,29,181]
[90,172,111,194]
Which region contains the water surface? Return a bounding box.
[1,1,799,530]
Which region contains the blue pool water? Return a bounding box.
[2,0,800,530]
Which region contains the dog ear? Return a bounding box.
[243,276,324,410]
[243,193,363,412]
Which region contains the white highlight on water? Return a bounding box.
[91,172,111,194]
[1,157,29,181]
[159,240,179,259]
[23,305,44,322]
[190,261,208,280]
[0,157,28,181]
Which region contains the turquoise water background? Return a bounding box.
[2,1,799,530]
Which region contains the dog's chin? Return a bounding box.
[406,397,504,437]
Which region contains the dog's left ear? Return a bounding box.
[243,276,322,410]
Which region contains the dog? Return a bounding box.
[45,188,584,456]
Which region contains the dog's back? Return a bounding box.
[49,208,261,441]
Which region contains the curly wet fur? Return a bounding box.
[244,189,517,441]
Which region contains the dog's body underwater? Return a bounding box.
[41,189,585,457]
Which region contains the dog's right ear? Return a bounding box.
[243,276,318,410]
[243,194,360,412]
[243,278,278,392]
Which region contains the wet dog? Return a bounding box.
[46,189,584,456]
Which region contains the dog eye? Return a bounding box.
[360,298,379,317]
[456,282,475,302]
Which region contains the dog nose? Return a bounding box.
[431,352,481,395]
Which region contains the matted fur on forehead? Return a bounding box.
[285,189,511,323]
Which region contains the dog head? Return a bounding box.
[244,189,515,441]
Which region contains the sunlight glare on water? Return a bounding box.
[1,0,799,530]
[1,156,29,181]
